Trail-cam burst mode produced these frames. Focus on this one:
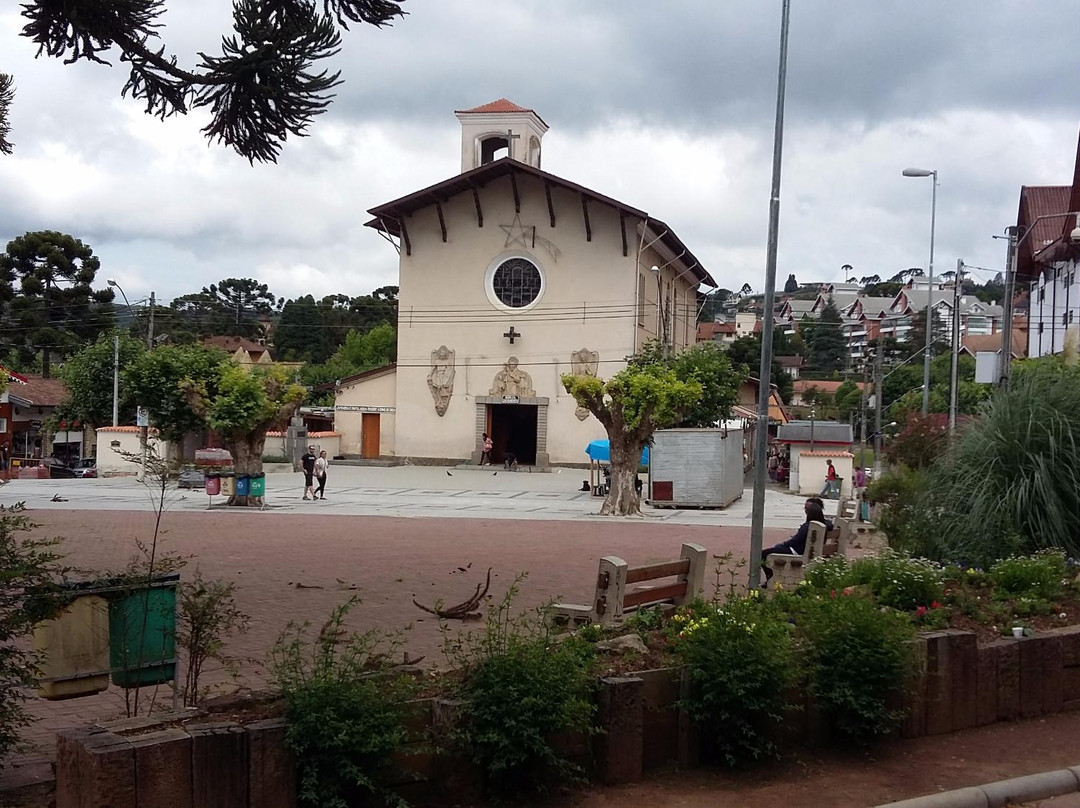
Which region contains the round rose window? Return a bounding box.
[491,257,542,309]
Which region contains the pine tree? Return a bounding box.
[807,299,847,372]
[783,274,798,293]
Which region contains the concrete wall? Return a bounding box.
[796,452,854,498]
[95,428,168,476]
[264,432,341,460]
[335,370,397,456]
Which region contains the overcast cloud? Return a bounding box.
[1,1,1078,305]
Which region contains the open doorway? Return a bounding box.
[489,404,537,466]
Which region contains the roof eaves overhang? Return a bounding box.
[364,159,716,288]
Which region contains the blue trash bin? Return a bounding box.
[235,475,250,497]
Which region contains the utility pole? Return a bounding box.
[949,261,962,435]
[749,0,791,591]
[112,335,119,427]
[873,345,883,479]
[860,361,869,447]
[1000,226,1019,389]
[139,291,156,481]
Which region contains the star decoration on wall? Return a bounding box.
[500,214,531,249]
[498,214,561,263]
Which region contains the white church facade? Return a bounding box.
[335,99,715,466]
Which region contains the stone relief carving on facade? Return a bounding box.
[427,346,456,416]
[489,356,535,397]
[570,348,600,420]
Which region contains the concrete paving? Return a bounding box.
[0,464,812,527]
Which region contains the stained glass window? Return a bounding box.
[491,258,542,308]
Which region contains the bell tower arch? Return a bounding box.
[454,98,549,174]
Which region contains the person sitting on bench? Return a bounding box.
[760,497,831,587]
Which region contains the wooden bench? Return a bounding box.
[766,521,840,590]
[549,543,708,627]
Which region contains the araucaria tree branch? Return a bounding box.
[7,0,407,162]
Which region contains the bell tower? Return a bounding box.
[454,99,549,174]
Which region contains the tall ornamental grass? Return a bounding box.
[924,360,1080,564]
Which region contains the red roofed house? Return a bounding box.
[0,370,89,470]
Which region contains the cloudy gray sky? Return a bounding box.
[1,1,1078,306]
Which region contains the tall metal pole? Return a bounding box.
[921,172,938,414]
[112,335,119,427]
[949,260,962,435]
[750,0,791,589]
[1000,226,1019,389]
[139,292,156,481]
[874,346,883,479]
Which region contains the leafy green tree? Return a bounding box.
[833,379,862,422]
[630,340,745,427]
[726,333,794,404]
[0,231,114,377]
[806,299,847,372]
[58,332,146,428]
[697,288,732,323]
[334,323,396,370]
[274,295,325,363]
[182,364,305,504]
[562,361,701,516]
[7,0,407,162]
[123,344,229,443]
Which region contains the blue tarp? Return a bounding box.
[585,440,649,465]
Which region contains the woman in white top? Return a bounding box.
[314,450,329,500]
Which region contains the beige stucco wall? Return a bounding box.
[388,171,704,464]
[793,451,854,498]
[95,428,169,476]
[335,370,397,456]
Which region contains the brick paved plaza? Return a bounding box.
[3,466,802,778]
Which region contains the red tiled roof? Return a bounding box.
[97,426,160,435]
[776,355,803,368]
[696,322,735,341]
[201,335,266,354]
[455,99,533,115]
[802,451,854,458]
[8,374,69,406]
[792,380,866,395]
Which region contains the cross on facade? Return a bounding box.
[503,326,521,344]
[505,129,520,159]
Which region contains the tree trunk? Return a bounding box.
[224,434,266,507]
[601,434,643,516]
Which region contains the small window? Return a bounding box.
[0,418,6,433]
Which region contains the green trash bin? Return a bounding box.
[107,573,179,689]
[249,472,266,498]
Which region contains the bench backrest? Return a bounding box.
[592,543,708,625]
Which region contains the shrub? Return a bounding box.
[443,575,597,797]
[0,507,66,767]
[674,597,796,766]
[989,551,1068,600]
[178,571,249,707]
[803,550,943,612]
[864,466,935,556]
[270,599,418,808]
[799,593,913,740]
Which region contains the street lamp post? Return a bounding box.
[107,279,130,428]
[902,167,938,415]
[749,0,792,591]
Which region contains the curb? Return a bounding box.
[877,765,1080,807]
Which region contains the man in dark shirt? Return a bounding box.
[301,445,317,501]
[761,497,833,586]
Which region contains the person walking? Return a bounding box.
[301,445,317,501]
[480,432,493,466]
[314,450,329,500]
[767,450,779,482]
[820,459,839,499]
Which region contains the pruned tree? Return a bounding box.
[0,231,115,377]
[7,0,407,162]
[562,363,701,516]
[124,343,229,442]
[181,364,305,505]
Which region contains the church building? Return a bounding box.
[335,100,716,466]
